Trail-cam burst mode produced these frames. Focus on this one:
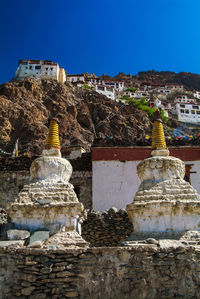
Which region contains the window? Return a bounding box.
[35,66,41,70]
[180,109,184,113]
[107,87,113,92]
[185,110,189,114]
[197,111,200,115]
[46,67,48,71]
[193,105,199,109]
[98,86,105,91]
[191,110,195,114]
[180,104,185,108]
[50,67,53,71]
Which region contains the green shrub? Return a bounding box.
[125,87,137,92]
[82,84,92,90]
[121,96,168,123]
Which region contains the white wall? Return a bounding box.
[68,76,85,83]
[95,86,115,100]
[177,103,200,123]
[93,160,200,212]
[186,161,200,194]
[93,161,140,211]
[15,62,59,81]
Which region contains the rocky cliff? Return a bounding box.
[133,70,200,91]
[0,79,151,155]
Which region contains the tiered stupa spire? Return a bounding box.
[151,110,166,150]
[46,107,60,150]
[7,107,88,248]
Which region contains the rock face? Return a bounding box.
[0,79,151,155]
[126,152,200,237]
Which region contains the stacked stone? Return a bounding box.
[1,244,200,298]
[0,209,8,225]
[0,209,8,240]
[82,208,133,247]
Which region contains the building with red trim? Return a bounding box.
[92,146,200,211]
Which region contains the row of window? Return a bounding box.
[25,66,54,71]
[90,79,123,87]
[180,104,199,109]
[180,109,200,115]
[97,86,114,92]
[71,78,84,82]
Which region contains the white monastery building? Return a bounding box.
[95,85,115,100]
[87,78,125,91]
[176,100,200,123]
[14,60,67,83]
[68,74,85,83]
[122,90,150,99]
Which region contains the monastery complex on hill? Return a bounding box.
[14,59,200,125]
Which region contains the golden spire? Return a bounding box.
[46,108,61,150]
[152,110,166,149]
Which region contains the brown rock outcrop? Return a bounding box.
[0,79,151,155]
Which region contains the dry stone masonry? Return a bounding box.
[82,208,133,247]
[0,243,200,299]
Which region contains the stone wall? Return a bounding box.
[0,170,92,209]
[0,244,200,299]
[0,171,31,208]
[82,208,133,246]
[70,171,92,209]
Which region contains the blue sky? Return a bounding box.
[0,0,200,83]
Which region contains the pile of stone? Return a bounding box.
[0,208,8,240]
[0,208,8,225]
[82,207,132,247]
[0,228,50,248]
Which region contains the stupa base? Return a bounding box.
[44,231,89,248]
[7,202,84,234]
[127,200,200,234]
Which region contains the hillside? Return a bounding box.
[0,79,151,155]
[133,70,200,91]
[111,70,200,91]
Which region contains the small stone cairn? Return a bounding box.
[126,110,200,241]
[6,108,88,248]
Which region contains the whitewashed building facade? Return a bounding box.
[14,60,67,83]
[176,101,200,123]
[92,147,200,211]
[68,74,85,83]
[95,85,115,100]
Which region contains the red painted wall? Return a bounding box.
[92,147,200,161]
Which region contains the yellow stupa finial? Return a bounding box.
[46,108,61,150]
[151,110,166,150]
